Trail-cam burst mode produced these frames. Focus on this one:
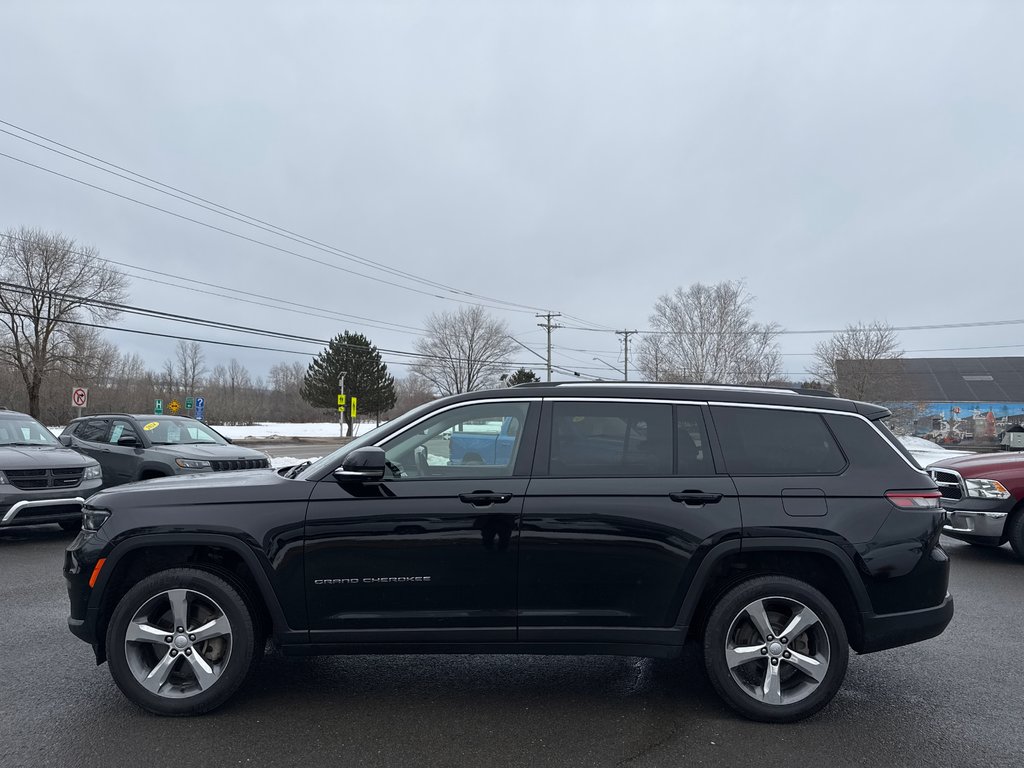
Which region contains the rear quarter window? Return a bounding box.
[826,414,921,471]
[711,406,847,476]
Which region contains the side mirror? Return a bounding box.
[58,435,72,447]
[118,435,139,447]
[333,447,386,482]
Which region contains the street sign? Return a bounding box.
[337,394,346,406]
[155,399,163,415]
[71,387,88,409]
[185,397,194,410]
[195,397,205,421]
[168,400,181,414]
[350,397,357,419]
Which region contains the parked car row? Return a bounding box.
[0,408,269,531]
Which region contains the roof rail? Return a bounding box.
[512,381,837,397]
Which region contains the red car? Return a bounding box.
[929,453,1024,559]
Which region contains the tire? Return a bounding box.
[703,575,849,723]
[106,567,257,715]
[1008,511,1024,561]
[58,519,81,532]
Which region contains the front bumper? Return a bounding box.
[64,528,110,655]
[941,497,1014,543]
[0,479,100,526]
[859,593,954,653]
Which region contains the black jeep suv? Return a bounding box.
[64,383,952,722]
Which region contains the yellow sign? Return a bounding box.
[350,397,357,419]
[143,421,160,431]
[337,394,346,406]
[337,406,345,413]
[168,400,181,414]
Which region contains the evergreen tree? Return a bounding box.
[300,332,396,435]
[503,367,540,386]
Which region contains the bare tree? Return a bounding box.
[635,281,782,384]
[0,227,128,418]
[809,321,903,399]
[172,340,207,397]
[384,374,437,419]
[267,361,321,421]
[412,306,517,395]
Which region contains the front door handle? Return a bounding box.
[459,492,513,507]
[670,491,723,506]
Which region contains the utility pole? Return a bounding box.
[536,313,562,382]
[338,372,347,439]
[616,330,638,382]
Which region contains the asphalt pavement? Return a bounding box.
[1,528,1021,768]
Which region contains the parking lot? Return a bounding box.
[0,528,1019,768]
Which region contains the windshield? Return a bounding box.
[142,419,228,446]
[295,402,439,480]
[0,416,60,446]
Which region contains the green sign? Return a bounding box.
[154,399,163,415]
[185,397,194,410]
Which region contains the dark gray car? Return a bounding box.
[59,414,270,488]
[0,408,103,531]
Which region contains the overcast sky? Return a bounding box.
[2,0,1022,384]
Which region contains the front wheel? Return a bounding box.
[703,575,849,722]
[106,568,257,715]
[1008,510,1024,561]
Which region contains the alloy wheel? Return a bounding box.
[724,595,831,706]
[124,588,233,699]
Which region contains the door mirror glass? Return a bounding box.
[333,447,387,482]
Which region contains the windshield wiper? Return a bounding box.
[5,441,49,447]
[285,460,312,479]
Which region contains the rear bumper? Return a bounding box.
[858,593,954,653]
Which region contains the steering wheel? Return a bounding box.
[414,446,430,477]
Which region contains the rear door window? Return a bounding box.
[711,406,847,475]
[676,405,715,476]
[549,401,673,476]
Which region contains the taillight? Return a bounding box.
[885,490,942,509]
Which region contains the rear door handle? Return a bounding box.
[459,492,513,507]
[670,491,723,506]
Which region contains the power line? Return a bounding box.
[0,282,583,373]
[0,231,425,336]
[0,119,564,316]
[561,317,1024,336]
[0,149,540,315]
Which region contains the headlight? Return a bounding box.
[83,464,102,480]
[175,458,212,470]
[82,507,110,532]
[965,478,1011,500]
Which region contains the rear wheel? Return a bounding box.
[703,575,849,723]
[106,568,257,715]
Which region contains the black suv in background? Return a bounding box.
[1,408,102,531]
[64,384,952,722]
[59,414,270,489]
